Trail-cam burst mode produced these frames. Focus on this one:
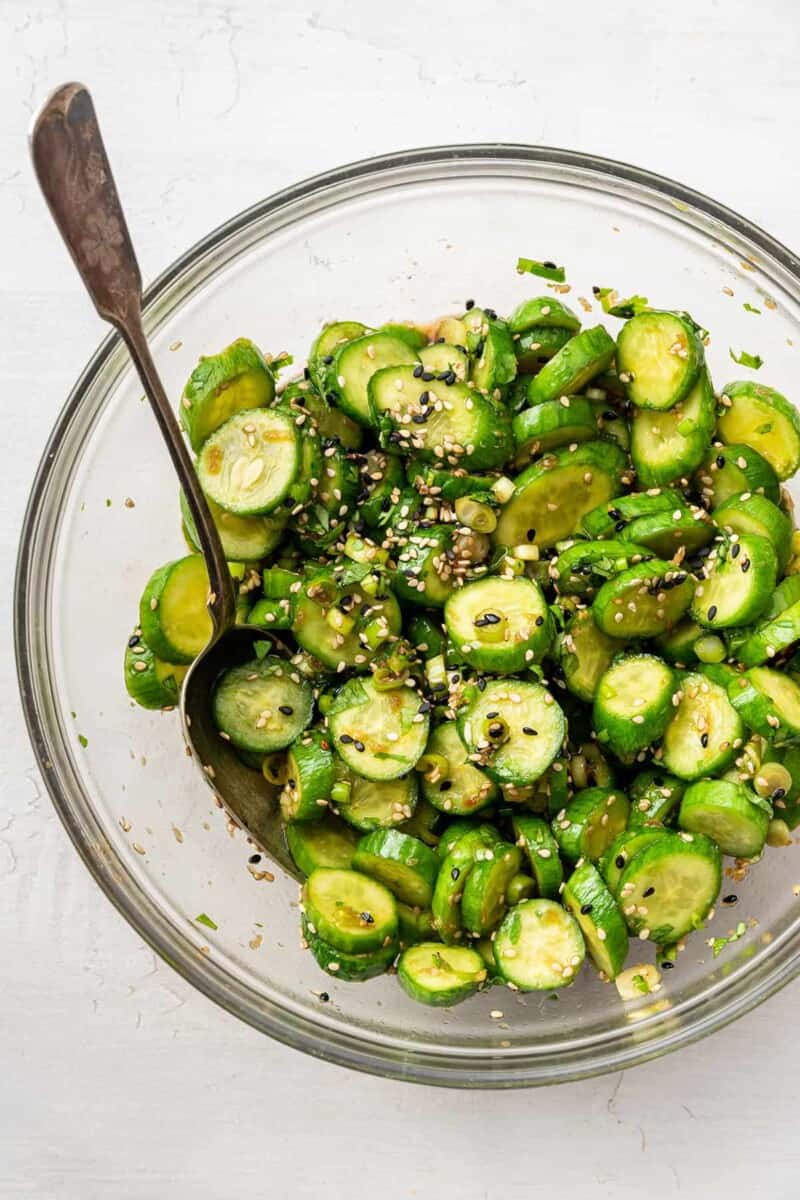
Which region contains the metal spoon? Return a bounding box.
[31,82,298,878]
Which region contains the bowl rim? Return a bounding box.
[15,141,800,1088]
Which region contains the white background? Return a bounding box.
[2,1,800,1196]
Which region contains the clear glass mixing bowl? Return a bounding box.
[16,145,800,1087]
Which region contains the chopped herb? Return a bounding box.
[516,256,566,283]
[594,287,649,318]
[195,913,218,930]
[268,352,294,377]
[710,921,747,957]
[77,734,89,748]
[729,348,763,369]
[632,972,650,995]
[253,641,271,661]
[743,302,761,314]
[105,498,112,507]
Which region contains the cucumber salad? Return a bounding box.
[125,291,800,1007]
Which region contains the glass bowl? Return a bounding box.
[16,145,800,1088]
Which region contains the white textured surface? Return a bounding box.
[3,1,800,1195]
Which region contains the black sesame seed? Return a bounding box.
[773,787,787,801]
[608,508,622,520]
[450,673,460,684]
[643,886,655,898]
[445,371,457,385]
[477,677,487,691]
[278,705,294,716]
[440,781,453,792]
[542,261,556,270]
[722,894,738,905]
[715,455,726,469]
[361,911,375,924]
[486,711,499,719]
[700,733,709,747]
[339,734,354,744]
[303,366,310,380]
[451,866,461,881]
[474,338,485,359]
[319,991,330,1002]
[592,286,600,295]
[353,740,365,752]
[418,701,432,713]
[731,542,741,559]
[485,308,498,320]
[522,726,537,736]
[661,960,675,970]
[437,370,450,381]
[249,853,261,864]
[603,411,618,421]
[527,528,537,542]
[465,299,475,310]
[535,616,545,626]
[741,558,751,572]
[419,390,430,405]
[421,371,435,382]
[435,336,446,344]
[412,413,428,424]
[580,903,594,915]
[322,354,334,365]
[412,363,424,378]
[488,723,504,738]
[615,520,626,533]
[707,605,718,620]
[128,634,141,648]
[615,855,626,869]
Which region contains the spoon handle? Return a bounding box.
[30,82,236,636]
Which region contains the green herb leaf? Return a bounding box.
[253,641,271,661]
[78,734,88,749]
[268,352,294,377]
[743,302,761,314]
[710,921,748,957]
[632,972,650,995]
[516,257,566,283]
[195,913,218,930]
[729,348,763,369]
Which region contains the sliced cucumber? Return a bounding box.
[599,828,670,895]
[397,943,486,1006]
[330,332,419,426]
[719,380,800,480]
[197,407,299,516]
[712,492,792,571]
[654,617,704,666]
[379,322,428,351]
[180,338,275,451]
[580,488,685,539]
[444,576,553,672]
[406,463,497,505]
[592,559,695,639]
[507,295,582,337]
[511,814,564,898]
[695,443,780,507]
[303,867,398,954]
[506,873,537,905]
[615,831,721,943]
[139,554,212,664]
[620,507,714,559]
[691,534,777,630]
[556,609,621,703]
[295,440,361,553]
[279,730,335,822]
[420,721,498,815]
[630,368,715,486]
[729,666,800,742]
[394,525,458,608]
[514,327,574,371]
[335,770,418,832]
[553,786,630,862]
[593,654,675,758]
[737,599,800,668]
[493,899,586,991]
[628,769,685,828]
[180,490,286,563]
[352,830,439,907]
[552,539,653,599]
[661,671,742,780]
[286,813,358,876]
[284,379,364,451]
[303,916,397,982]
[511,396,596,465]
[494,441,628,550]
[458,680,566,786]
[526,325,616,406]
[370,365,512,471]
[616,310,703,410]
[358,450,405,529]
[461,841,522,935]
[418,342,470,381]
[396,903,437,948]
[124,633,187,709]
[328,676,429,781]
[468,316,517,392]
[292,566,402,670]
[213,654,313,754]
[679,779,770,859]
[432,826,500,944]
[308,320,368,394]
[563,861,629,978]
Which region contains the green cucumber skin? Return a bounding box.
[593,654,675,759]
[737,599,800,669]
[580,489,684,538]
[713,493,792,572]
[616,832,722,944]
[181,338,275,451]
[599,828,670,895]
[303,867,398,954]
[352,830,440,908]
[397,943,487,1006]
[553,787,630,863]
[553,540,653,599]
[286,815,358,876]
[719,380,800,481]
[661,672,743,781]
[460,842,522,936]
[507,296,582,336]
[679,779,770,859]
[691,534,778,631]
[124,637,185,709]
[281,731,336,823]
[302,916,398,982]
[695,443,780,507]
[628,770,685,828]
[592,559,695,640]
[526,325,616,406]
[512,396,596,462]
[563,860,629,978]
[617,310,704,411]
[729,667,800,742]
[511,815,564,898]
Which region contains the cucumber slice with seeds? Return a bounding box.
[303,916,398,982]
[418,342,470,381]
[420,722,498,815]
[729,666,800,742]
[736,599,800,668]
[620,508,714,558]
[511,815,564,898]
[616,310,703,410]
[616,831,721,943]
[553,787,630,862]
[630,368,715,486]
[359,451,406,529]
[695,443,780,507]
[661,671,742,781]
[397,943,486,1005]
[563,861,629,978]
[308,320,368,393]
[718,380,800,480]
[507,296,582,336]
[552,539,653,599]
[335,770,418,832]
[280,730,335,822]
[328,676,429,781]
[493,899,586,991]
[396,903,437,948]
[628,770,686,828]
[330,332,419,426]
[494,440,628,550]
[124,634,187,709]
[580,488,685,539]
[712,492,792,571]
[444,576,553,672]
[394,525,459,608]
[197,408,299,516]
[599,828,671,895]
[458,680,566,786]
[139,554,212,664]
[511,396,596,464]
[654,617,704,666]
[556,609,621,703]
[303,867,398,954]
[594,654,675,758]
[212,655,313,754]
[292,566,402,670]
[180,338,275,451]
[679,779,770,858]
[286,813,358,876]
[526,325,616,406]
[592,559,695,639]
[461,841,522,935]
[691,533,777,630]
[432,826,500,944]
[468,316,518,392]
[352,830,439,907]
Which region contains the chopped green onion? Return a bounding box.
[595,288,649,318]
[729,348,763,369]
[516,257,566,283]
[743,303,761,314]
[195,913,218,930]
